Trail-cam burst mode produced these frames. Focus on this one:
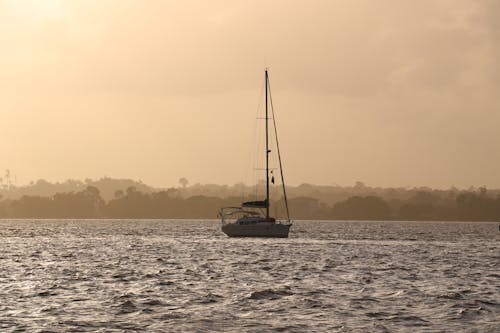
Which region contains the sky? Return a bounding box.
[0,0,499,189]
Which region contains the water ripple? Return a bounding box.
[0,219,498,332]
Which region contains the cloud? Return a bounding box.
[1,0,497,98]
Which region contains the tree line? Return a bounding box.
[0,185,499,221]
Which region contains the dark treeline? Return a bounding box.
[1,185,499,221]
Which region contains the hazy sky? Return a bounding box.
[1,0,499,188]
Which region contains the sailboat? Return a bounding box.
[220,69,292,238]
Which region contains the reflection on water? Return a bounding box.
[0,220,498,332]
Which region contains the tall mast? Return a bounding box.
[265,69,270,219]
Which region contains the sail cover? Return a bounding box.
[242,200,268,208]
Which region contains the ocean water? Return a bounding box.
[0,220,498,332]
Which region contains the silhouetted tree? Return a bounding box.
[4,170,10,188]
[10,195,55,218]
[105,186,154,218]
[179,177,189,188]
[331,196,392,220]
[455,190,500,221]
[288,197,322,219]
[50,186,104,218]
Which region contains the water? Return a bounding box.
[0,220,498,332]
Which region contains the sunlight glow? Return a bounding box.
[6,0,65,20]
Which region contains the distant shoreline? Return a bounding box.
[1,179,499,222]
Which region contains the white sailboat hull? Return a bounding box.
[221,221,291,238]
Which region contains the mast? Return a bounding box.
[265,69,270,219]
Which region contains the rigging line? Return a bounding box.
[267,74,291,222]
[248,74,266,200]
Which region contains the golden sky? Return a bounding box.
[1,0,499,188]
